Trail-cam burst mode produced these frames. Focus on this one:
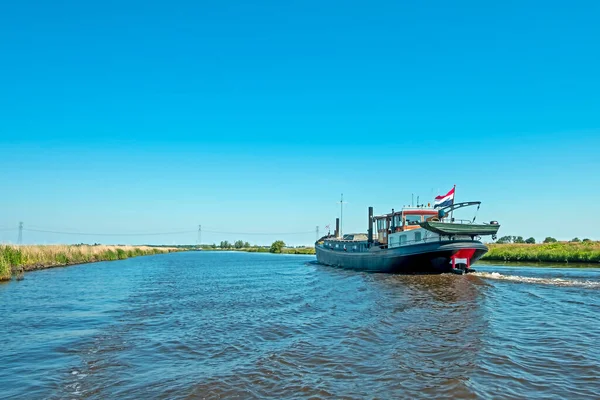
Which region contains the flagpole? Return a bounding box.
[450,184,456,222]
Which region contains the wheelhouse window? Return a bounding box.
[405,215,422,226]
[399,235,407,245]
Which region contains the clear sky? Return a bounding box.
[1,0,599,246]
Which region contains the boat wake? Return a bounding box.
[472,271,600,289]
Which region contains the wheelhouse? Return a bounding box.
[374,207,439,244]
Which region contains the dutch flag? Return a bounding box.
[434,187,455,209]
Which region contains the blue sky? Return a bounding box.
[1,0,599,245]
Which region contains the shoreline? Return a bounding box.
[481,242,600,264]
[0,245,181,281]
[476,260,600,268]
[205,243,600,266]
[4,242,599,282]
[200,247,316,255]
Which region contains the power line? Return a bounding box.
[24,228,196,236]
[201,229,314,235]
[21,227,315,236]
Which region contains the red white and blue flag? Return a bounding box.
[434,187,455,209]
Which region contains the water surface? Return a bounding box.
[1,252,599,399]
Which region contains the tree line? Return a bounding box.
[200,240,288,253]
[214,240,252,249]
[495,236,592,244]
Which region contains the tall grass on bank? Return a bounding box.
[0,245,177,281]
[483,242,600,263]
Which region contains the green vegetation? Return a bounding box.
[496,236,526,244]
[0,249,15,281]
[270,240,285,253]
[280,247,316,255]
[245,245,315,255]
[0,245,179,281]
[483,241,600,263]
[197,241,315,255]
[543,237,558,243]
[497,235,527,244]
[245,246,270,253]
[233,240,250,249]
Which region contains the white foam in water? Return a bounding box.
[473,271,600,288]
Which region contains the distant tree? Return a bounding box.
[571,237,581,242]
[243,241,251,248]
[220,240,232,249]
[496,236,512,244]
[270,240,285,253]
[525,237,536,244]
[582,238,591,242]
[234,240,244,249]
[543,237,557,243]
[513,236,525,244]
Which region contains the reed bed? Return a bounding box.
[483,242,600,263]
[0,245,177,281]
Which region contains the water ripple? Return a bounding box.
[473,271,600,288]
[0,254,598,399]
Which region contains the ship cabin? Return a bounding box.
[374,207,439,245]
[318,206,444,253]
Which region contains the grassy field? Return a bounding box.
[0,245,178,281]
[482,242,600,263]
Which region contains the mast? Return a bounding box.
[367,206,373,245]
[340,193,344,237]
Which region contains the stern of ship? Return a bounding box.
[427,241,488,274]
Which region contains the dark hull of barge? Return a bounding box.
[315,240,488,274]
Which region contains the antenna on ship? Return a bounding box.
[339,193,347,237]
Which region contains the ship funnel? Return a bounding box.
[367,207,373,244]
[335,218,340,238]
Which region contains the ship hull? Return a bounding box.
[315,240,488,274]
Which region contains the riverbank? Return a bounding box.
[202,247,316,255]
[209,243,600,264]
[0,245,180,281]
[247,247,316,255]
[482,242,600,263]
